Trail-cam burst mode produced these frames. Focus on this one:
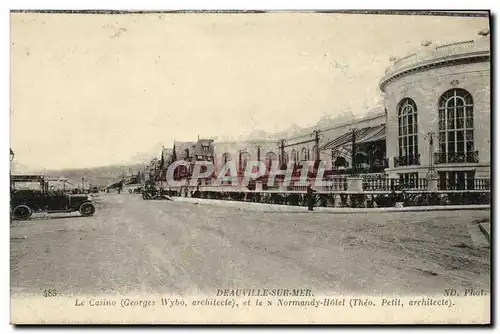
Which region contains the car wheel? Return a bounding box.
[13,205,32,220]
[79,202,95,217]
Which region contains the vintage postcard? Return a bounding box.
[9,10,491,324]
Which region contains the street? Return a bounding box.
[10,193,490,297]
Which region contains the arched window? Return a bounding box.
[301,147,309,161]
[265,152,278,171]
[438,88,475,163]
[221,152,231,164]
[291,149,297,162]
[397,98,419,166]
[239,151,251,171]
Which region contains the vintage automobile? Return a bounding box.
[10,175,96,220]
[142,182,172,200]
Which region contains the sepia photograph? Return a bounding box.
[8,9,491,324]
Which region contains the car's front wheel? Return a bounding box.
[79,202,95,217]
[13,205,32,220]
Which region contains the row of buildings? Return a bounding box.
[146,30,491,190]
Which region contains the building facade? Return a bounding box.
[214,140,278,175]
[148,30,490,190]
[380,32,491,188]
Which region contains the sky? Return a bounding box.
[10,12,489,170]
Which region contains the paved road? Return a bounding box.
[10,193,490,297]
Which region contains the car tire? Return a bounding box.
[79,202,95,217]
[13,205,32,220]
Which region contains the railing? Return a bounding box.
[386,39,482,76]
[439,177,490,191]
[474,178,491,190]
[332,165,388,175]
[363,178,400,191]
[435,151,479,164]
[288,180,309,192]
[363,177,428,191]
[393,52,418,68]
[435,40,475,53]
[393,154,421,167]
[323,179,348,192]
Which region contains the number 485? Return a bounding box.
[43,289,57,297]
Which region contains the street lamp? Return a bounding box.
[424,132,438,179]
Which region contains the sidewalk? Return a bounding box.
[170,196,490,214]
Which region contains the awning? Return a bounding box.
[321,132,353,151]
[321,124,386,151]
[356,124,386,144]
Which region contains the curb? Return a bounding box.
[170,197,490,214]
[478,222,491,244]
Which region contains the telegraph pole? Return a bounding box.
[238,150,243,174]
[277,139,286,165]
[351,128,357,174]
[255,145,261,162]
[311,130,321,162]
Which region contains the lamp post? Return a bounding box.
[424,132,438,179]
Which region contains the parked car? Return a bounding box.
[10,175,96,220]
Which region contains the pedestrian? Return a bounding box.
[307,180,316,211]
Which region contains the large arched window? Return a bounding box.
[437,88,475,163]
[291,149,297,162]
[397,98,419,166]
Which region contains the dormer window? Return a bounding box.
[202,145,209,152]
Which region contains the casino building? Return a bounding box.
[152,29,491,192]
[380,30,491,188]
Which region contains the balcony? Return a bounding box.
[435,151,479,164]
[393,154,421,167]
